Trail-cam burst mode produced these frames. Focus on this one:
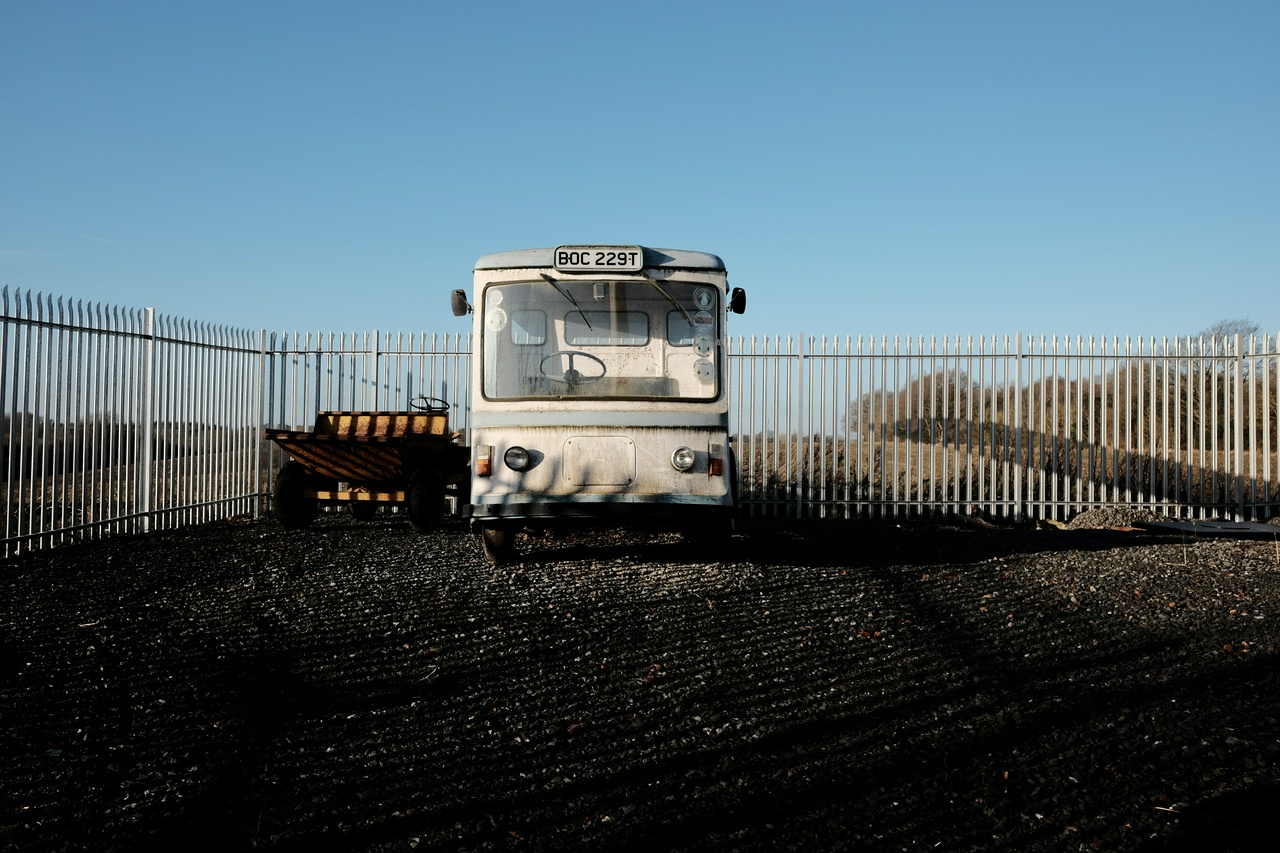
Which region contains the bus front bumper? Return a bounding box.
[463,497,736,528]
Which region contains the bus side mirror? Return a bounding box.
[451,290,472,316]
[729,287,747,315]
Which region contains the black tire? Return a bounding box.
[681,517,735,551]
[726,445,741,534]
[481,525,518,564]
[273,460,317,530]
[348,498,378,521]
[406,467,446,532]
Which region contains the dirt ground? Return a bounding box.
[2,512,1278,852]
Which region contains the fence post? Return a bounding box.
[1014,332,1024,523]
[255,328,266,520]
[373,329,381,410]
[1235,333,1245,520]
[140,307,156,534]
[1,288,10,557]
[798,334,808,518]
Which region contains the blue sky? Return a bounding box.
[2,0,1277,342]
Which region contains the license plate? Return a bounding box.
[553,245,644,273]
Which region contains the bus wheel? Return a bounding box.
[407,468,446,532]
[274,460,317,530]
[481,525,518,564]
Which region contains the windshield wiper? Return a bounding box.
[642,275,695,328]
[540,273,592,330]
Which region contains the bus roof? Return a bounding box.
[474,246,725,272]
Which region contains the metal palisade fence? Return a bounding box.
[2,290,264,558]
[3,286,1278,557]
[730,334,1278,523]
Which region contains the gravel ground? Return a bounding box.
[2,510,1278,852]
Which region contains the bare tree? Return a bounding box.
[1194,318,1261,343]
[1183,317,1272,377]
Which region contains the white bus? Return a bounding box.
[451,245,747,563]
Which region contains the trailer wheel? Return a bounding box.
[273,460,317,530]
[481,525,518,564]
[407,468,445,532]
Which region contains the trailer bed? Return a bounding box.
[264,410,456,484]
[264,406,468,530]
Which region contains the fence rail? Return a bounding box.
[730,334,1278,522]
[4,286,1278,557]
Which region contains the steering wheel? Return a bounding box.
[410,396,450,412]
[538,351,607,385]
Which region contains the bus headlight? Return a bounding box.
[671,446,696,472]
[504,445,532,472]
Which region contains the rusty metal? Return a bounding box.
[264,409,465,496]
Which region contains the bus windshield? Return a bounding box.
[480,278,721,401]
